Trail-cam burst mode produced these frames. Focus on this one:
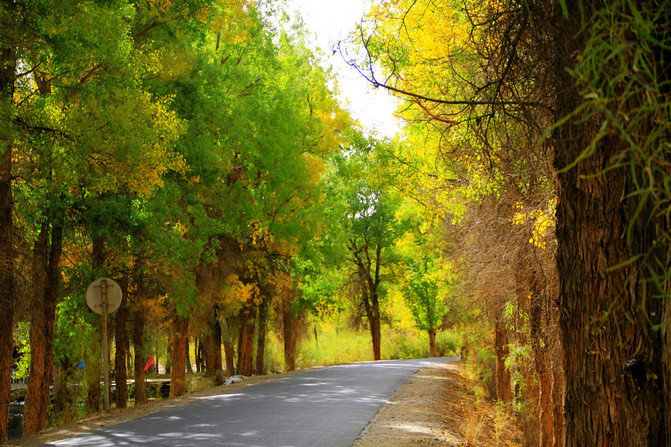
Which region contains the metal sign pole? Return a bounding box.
[101,279,110,412]
[86,277,122,412]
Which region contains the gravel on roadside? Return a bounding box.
[353,361,522,447]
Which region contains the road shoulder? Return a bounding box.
[354,360,522,446]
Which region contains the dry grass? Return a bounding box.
[355,361,522,447]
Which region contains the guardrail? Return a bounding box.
[10,371,27,385]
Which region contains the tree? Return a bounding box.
[326,133,405,360]
[552,2,670,444]
[0,32,16,444]
[401,252,448,357]
[350,0,671,444]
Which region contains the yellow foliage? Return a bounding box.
[512,199,556,249]
[208,0,255,45]
[367,0,475,120]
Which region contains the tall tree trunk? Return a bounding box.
[204,306,223,383]
[369,317,381,360]
[370,291,381,361]
[255,296,269,375]
[185,337,192,374]
[222,317,236,377]
[428,328,437,357]
[23,222,63,435]
[552,351,565,446]
[243,320,254,375]
[85,236,104,414]
[165,344,171,375]
[236,306,254,376]
[0,47,16,443]
[169,315,188,397]
[494,317,512,403]
[662,299,671,444]
[360,275,381,361]
[131,314,147,405]
[556,134,666,445]
[195,337,202,373]
[282,300,298,372]
[555,5,667,443]
[529,274,553,447]
[114,285,128,409]
[351,239,383,361]
[23,229,48,435]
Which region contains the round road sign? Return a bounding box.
[86,278,123,314]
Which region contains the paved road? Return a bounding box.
[47,357,454,447]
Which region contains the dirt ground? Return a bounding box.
[5,361,522,447]
[355,361,522,447]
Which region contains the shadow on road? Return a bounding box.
[46,358,452,447]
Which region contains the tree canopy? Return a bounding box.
[1,1,670,445]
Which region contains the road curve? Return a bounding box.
[47,357,455,447]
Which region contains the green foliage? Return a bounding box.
[401,253,448,332]
[384,331,446,359]
[1,3,488,433]
[297,324,372,367]
[53,296,93,371]
[470,347,496,399]
[12,323,30,380]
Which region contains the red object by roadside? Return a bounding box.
[143,354,155,372]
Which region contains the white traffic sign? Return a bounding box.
[86,278,122,314]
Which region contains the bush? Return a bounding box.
[385,331,428,359]
[297,325,372,367]
[436,331,463,357]
[470,347,496,399]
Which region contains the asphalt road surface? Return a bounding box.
[47,357,453,447]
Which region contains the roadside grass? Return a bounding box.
[444,363,522,447]
[292,320,463,369]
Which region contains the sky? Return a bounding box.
[282,0,403,138]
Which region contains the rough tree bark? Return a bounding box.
[255,295,269,375]
[529,269,553,447]
[236,306,254,376]
[554,3,667,444]
[282,298,299,372]
[203,306,223,383]
[222,317,236,377]
[551,347,565,446]
[131,314,147,405]
[23,68,63,437]
[494,317,513,403]
[0,46,16,443]
[428,327,437,357]
[23,222,63,435]
[359,269,380,361]
[350,239,382,361]
[367,286,381,361]
[556,129,666,446]
[169,315,188,397]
